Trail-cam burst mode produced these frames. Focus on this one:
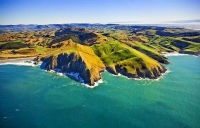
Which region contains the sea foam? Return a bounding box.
[111,69,171,82]
[82,78,104,89]
[0,60,40,67]
[161,52,190,57]
[45,67,105,88]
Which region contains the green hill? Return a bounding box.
[92,40,166,79]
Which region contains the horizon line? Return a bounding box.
[1,21,200,26]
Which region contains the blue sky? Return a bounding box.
[0,0,200,24]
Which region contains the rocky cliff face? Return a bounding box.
[106,58,167,79]
[41,51,105,86]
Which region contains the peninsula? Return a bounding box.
[0,24,200,85]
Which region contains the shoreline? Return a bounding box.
[0,57,36,63]
[44,69,104,88]
[161,51,200,57]
[112,69,171,81]
[0,53,197,88]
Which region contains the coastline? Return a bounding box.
[0,52,197,88]
[0,55,169,88]
[46,69,104,88]
[161,51,200,57]
[0,57,36,63]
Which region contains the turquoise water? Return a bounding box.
[0,55,200,128]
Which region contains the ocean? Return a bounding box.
[0,55,200,128]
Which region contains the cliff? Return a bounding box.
[106,58,166,79]
[36,35,166,86]
[41,40,105,86]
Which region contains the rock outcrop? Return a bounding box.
[106,58,166,79]
[42,51,105,86]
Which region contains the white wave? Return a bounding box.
[94,78,103,87]
[161,52,189,57]
[82,78,104,89]
[57,72,64,76]
[117,73,122,76]
[111,69,171,82]
[82,83,95,88]
[112,73,123,76]
[46,69,104,88]
[112,72,137,80]
[0,60,38,67]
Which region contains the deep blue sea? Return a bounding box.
[0,55,200,128]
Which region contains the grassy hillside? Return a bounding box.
[92,40,166,78]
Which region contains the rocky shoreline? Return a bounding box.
[0,55,167,86]
[40,54,167,86]
[0,57,36,63]
[0,51,198,87]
